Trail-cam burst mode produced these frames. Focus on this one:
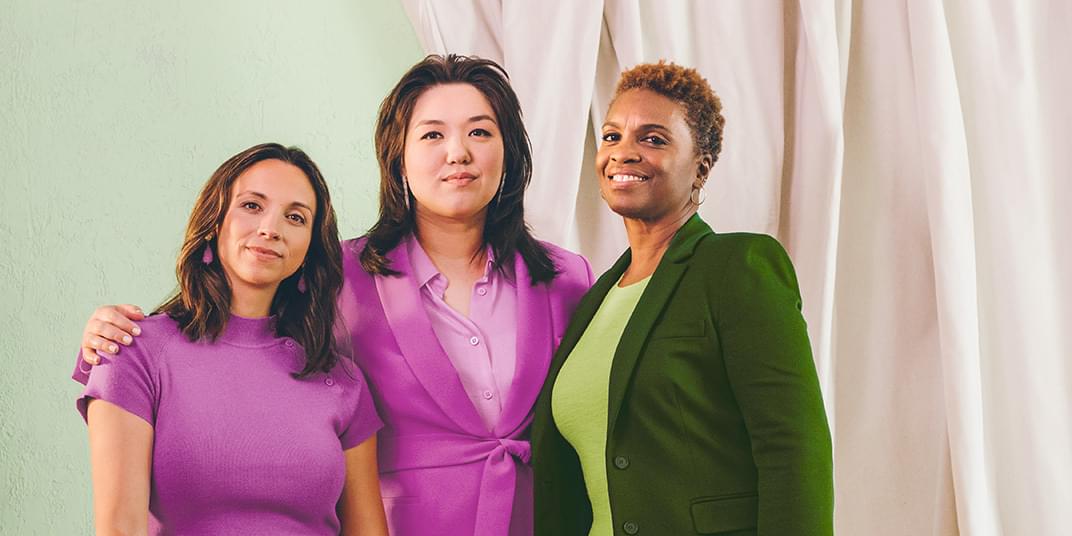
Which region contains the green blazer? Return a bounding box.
[531,215,833,536]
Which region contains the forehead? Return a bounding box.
[607,88,688,129]
[410,83,496,124]
[232,159,316,207]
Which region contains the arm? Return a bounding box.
[80,304,146,366]
[338,436,388,536]
[86,399,153,536]
[716,236,833,535]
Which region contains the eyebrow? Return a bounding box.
[414,114,498,127]
[239,191,314,212]
[602,121,672,133]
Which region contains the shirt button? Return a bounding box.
[469,336,479,346]
[482,390,494,400]
[613,456,630,469]
[623,521,639,534]
[325,377,335,386]
[477,287,488,296]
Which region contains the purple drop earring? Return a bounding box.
[297,268,307,293]
[202,242,214,264]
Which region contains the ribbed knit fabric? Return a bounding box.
[74,313,381,535]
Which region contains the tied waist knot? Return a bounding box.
[378,433,532,536]
[495,437,531,464]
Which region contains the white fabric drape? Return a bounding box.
[400,1,1072,534]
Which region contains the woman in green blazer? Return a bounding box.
[531,62,834,535]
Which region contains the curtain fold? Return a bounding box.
[400,1,1072,534]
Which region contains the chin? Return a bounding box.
[604,196,654,220]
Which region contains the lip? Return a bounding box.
[246,246,283,260]
[442,171,477,184]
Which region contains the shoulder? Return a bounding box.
[339,236,375,284]
[696,233,801,300]
[696,232,792,268]
[540,241,592,282]
[129,314,186,354]
[88,314,182,383]
[340,236,367,267]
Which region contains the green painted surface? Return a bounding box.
[0,1,421,532]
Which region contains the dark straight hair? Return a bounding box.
[156,143,344,378]
[360,54,558,285]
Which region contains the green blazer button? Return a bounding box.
[613,455,630,469]
[623,521,639,534]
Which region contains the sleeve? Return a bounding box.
[76,340,158,427]
[339,365,384,450]
[72,350,92,385]
[714,235,834,536]
[580,254,595,287]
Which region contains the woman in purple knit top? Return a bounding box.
[74,143,388,534]
[78,55,593,535]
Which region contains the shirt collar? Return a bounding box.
[405,233,498,291]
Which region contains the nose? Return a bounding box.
[609,138,641,164]
[258,215,281,240]
[445,134,472,165]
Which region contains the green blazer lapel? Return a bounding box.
[607,214,713,436]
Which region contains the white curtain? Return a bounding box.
[400,1,1072,534]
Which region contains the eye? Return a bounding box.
[420,130,442,140]
[601,132,621,143]
[470,128,493,137]
[287,213,307,225]
[642,135,668,146]
[241,201,261,211]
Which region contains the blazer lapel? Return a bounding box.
[375,244,486,434]
[606,215,713,436]
[496,254,551,435]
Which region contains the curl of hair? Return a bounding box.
[156,143,344,378]
[615,61,726,163]
[360,54,557,285]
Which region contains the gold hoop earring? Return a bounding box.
[690,187,707,206]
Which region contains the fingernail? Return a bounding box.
[122,335,132,344]
[108,344,118,353]
[132,325,141,336]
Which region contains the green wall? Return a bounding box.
[0,1,421,532]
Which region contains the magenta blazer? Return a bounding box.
[337,237,593,536]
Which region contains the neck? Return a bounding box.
[414,209,487,269]
[229,283,278,318]
[620,207,695,281]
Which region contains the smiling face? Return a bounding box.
[402,83,505,224]
[597,88,708,223]
[216,159,316,298]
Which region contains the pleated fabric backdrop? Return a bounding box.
[400,1,1072,534]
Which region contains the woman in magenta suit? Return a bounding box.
[78,55,592,535]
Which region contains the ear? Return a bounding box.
[695,153,714,187]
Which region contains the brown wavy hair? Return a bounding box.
[156,143,344,377]
[360,54,557,285]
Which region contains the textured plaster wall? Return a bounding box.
[0,1,421,532]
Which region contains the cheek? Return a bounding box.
[289,229,313,260]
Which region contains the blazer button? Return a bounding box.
[613,455,630,469]
[623,521,639,534]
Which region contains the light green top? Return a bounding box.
[551,275,651,536]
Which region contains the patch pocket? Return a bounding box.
[649,318,706,341]
[690,492,758,534]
